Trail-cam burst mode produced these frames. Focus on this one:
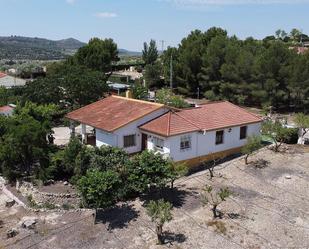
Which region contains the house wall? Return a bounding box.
[146,133,171,159]
[96,129,117,147]
[146,122,261,164]
[95,108,168,154]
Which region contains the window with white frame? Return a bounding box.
[180,135,191,150]
[123,134,136,148]
[153,137,164,151]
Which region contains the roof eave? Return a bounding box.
[66,104,166,133]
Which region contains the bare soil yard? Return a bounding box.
[1,145,308,249]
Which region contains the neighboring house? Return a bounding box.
[66,96,262,166]
[0,104,15,116]
[289,46,309,55]
[107,81,131,95]
[0,72,26,88]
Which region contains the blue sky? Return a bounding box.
[1,0,309,51]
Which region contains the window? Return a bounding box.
[180,135,191,150]
[153,137,164,151]
[240,126,247,140]
[123,134,136,148]
[215,130,224,145]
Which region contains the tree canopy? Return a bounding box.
[72,38,119,72]
[161,27,309,111]
[22,64,108,109]
[142,39,158,65]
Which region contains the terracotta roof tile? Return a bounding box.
[66,96,164,132]
[0,105,14,112]
[0,72,7,78]
[140,101,262,137]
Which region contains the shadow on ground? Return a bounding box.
[141,187,199,209]
[163,231,187,244]
[95,203,139,230]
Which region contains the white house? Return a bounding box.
[0,72,26,88]
[66,95,262,166]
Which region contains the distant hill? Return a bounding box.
[0,36,86,60]
[118,48,142,57]
[0,36,140,60]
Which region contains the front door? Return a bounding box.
[141,133,148,151]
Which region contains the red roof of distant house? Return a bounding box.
[66,96,165,132]
[140,101,262,137]
[0,72,7,78]
[0,105,14,112]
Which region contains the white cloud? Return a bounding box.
[66,0,76,4]
[163,0,309,5]
[95,12,118,18]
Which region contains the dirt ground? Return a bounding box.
[1,145,308,249]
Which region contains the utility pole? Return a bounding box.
[170,54,173,90]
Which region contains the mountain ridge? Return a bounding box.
[0,36,141,60]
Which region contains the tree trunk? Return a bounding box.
[208,168,214,179]
[245,154,249,165]
[156,224,164,245]
[93,209,97,225]
[274,141,279,152]
[212,205,218,219]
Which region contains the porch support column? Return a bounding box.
[69,121,75,138]
[81,124,87,144]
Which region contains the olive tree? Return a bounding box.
[146,199,173,245]
[201,185,231,219]
[262,121,292,152]
[168,162,188,189]
[241,135,262,164]
[202,154,223,179]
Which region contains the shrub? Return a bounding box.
[78,169,122,208]
[283,128,298,144]
[127,151,172,193]
[90,146,129,173]
[62,203,73,210]
[48,137,83,180]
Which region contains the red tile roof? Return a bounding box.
[140,101,262,137]
[66,96,164,132]
[0,72,7,78]
[0,105,14,112]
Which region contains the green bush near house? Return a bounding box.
[78,169,122,209]
[283,128,299,144]
[127,151,172,193]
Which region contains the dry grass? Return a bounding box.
[207,220,227,235]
